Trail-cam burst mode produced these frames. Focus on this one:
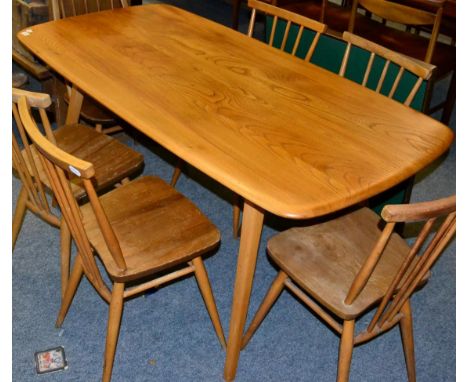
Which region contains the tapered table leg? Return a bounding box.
[224,200,264,381]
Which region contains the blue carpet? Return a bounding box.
[12,1,455,381]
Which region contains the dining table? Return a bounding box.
[17,4,453,380]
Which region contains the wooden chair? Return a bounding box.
[50,0,129,134]
[242,195,456,381]
[348,0,455,124]
[17,94,226,382]
[171,0,327,239]
[12,88,144,299]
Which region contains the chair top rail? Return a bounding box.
[17,96,95,179]
[382,194,455,222]
[342,31,435,79]
[357,0,440,26]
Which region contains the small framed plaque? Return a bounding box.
[34,346,68,375]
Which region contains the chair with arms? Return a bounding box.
[241,195,455,381]
[348,0,455,124]
[12,88,144,299]
[172,0,328,239]
[17,94,226,382]
[49,0,129,134]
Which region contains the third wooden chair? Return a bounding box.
[242,195,455,381]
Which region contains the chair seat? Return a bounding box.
[64,92,117,125]
[81,176,221,282]
[267,207,425,320]
[23,123,144,199]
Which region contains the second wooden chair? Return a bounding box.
[12,88,144,299]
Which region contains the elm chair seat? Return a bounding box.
[81,176,221,281]
[267,207,428,319]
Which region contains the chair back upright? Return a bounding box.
[347,196,455,343]
[12,88,59,228]
[349,0,445,63]
[50,0,128,20]
[339,31,435,106]
[17,95,127,302]
[248,0,327,61]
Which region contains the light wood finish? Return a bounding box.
[242,196,455,381]
[241,271,288,349]
[224,0,328,236]
[337,319,355,382]
[17,6,454,380]
[17,5,453,219]
[12,88,144,300]
[400,300,416,382]
[17,95,226,382]
[225,200,264,381]
[340,30,436,207]
[50,0,128,134]
[232,194,242,238]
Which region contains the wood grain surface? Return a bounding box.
[18,4,453,219]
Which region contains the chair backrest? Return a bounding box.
[50,0,128,20]
[346,195,455,340]
[16,94,127,301]
[348,0,445,63]
[12,88,60,227]
[339,31,436,106]
[247,0,327,61]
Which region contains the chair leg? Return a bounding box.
[60,219,72,299]
[441,71,456,126]
[170,158,184,187]
[102,282,125,382]
[12,186,28,249]
[232,194,242,239]
[337,320,355,382]
[96,123,103,133]
[56,255,84,328]
[400,300,416,382]
[192,257,227,349]
[232,0,241,30]
[241,271,288,349]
